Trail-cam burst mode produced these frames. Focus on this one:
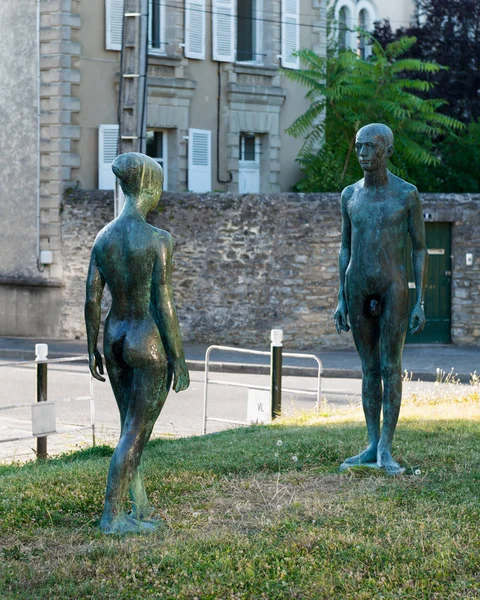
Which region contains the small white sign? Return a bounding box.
[32,402,56,437]
[247,389,271,425]
[408,282,416,289]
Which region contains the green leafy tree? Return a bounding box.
[408,120,480,193]
[283,37,464,192]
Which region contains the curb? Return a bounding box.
[187,362,470,382]
[0,350,472,383]
[187,360,361,379]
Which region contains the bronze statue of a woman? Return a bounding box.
[85,153,189,534]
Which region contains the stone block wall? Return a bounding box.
[60,191,480,349]
[60,191,113,339]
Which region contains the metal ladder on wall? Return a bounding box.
[115,0,149,215]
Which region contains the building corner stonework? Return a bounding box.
[39,0,81,282]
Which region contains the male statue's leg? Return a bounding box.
[342,295,382,467]
[378,282,408,474]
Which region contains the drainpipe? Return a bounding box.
[217,62,232,185]
[36,0,44,272]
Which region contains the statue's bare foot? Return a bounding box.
[377,447,405,476]
[340,444,378,470]
[99,511,156,535]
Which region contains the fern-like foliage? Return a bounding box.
[283,35,464,192]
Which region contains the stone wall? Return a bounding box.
[60,191,113,339]
[60,191,480,349]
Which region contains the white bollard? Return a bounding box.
[35,343,48,362]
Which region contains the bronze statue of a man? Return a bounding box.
[85,152,190,534]
[334,123,427,475]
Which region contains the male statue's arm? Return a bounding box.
[408,189,428,335]
[85,247,106,382]
[153,234,190,393]
[334,188,352,334]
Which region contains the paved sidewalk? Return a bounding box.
[0,337,478,381]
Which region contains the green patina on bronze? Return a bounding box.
[334,123,428,476]
[85,152,189,534]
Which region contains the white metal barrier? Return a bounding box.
[203,345,322,434]
[0,353,96,449]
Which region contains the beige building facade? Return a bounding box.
[80,0,327,195]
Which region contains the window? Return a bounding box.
[98,124,119,190]
[146,130,168,190]
[239,133,257,161]
[188,129,212,192]
[238,133,260,193]
[185,0,206,59]
[334,0,375,56]
[105,0,124,51]
[237,0,262,63]
[148,0,166,54]
[355,1,376,58]
[282,0,300,69]
[338,6,348,51]
[358,9,369,59]
[334,0,355,53]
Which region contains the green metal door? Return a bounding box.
[404,222,452,344]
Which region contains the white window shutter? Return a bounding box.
[98,125,119,190]
[281,0,300,69]
[212,0,235,62]
[188,129,211,192]
[185,0,206,59]
[106,0,124,51]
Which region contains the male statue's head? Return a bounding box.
[112,152,164,214]
[355,123,394,172]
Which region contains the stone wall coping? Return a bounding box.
[64,190,480,202]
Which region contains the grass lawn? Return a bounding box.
[0,394,479,599]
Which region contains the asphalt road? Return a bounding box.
[0,360,443,462]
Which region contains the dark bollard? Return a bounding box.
[270,329,283,419]
[35,344,48,459]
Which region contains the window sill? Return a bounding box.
[148,54,183,66]
[234,63,278,77]
[148,50,168,58]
